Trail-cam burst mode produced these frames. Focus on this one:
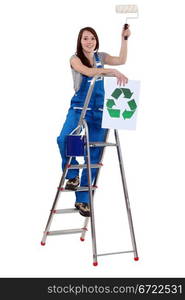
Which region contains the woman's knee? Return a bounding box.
[57,135,65,147]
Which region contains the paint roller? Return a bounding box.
[115,4,139,40]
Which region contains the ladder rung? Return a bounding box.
[59,186,97,192]
[47,228,87,236]
[97,250,134,257]
[89,142,117,147]
[68,163,102,169]
[53,208,78,214]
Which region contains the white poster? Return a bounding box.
[101,78,140,130]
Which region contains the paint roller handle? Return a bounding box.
[124,24,129,40]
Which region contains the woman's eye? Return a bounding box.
[83,37,95,41]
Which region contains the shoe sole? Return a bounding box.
[79,210,90,217]
[75,203,89,215]
[65,185,78,191]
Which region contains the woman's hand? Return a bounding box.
[113,69,128,86]
[121,24,131,39]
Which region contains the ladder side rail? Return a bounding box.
[77,76,98,130]
[79,75,112,241]
[114,129,138,259]
[42,75,98,244]
[80,129,110,240]
[79,74,114,242]
[41,156,73,244]
[92,129,110,188]
[83,119,98,265]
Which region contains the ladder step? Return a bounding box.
[53,208,78,214]
[89,142,117,147]
[97,250,134,257]
[47,228,87,236]
[68,163,102,169]
[59,186,97,192]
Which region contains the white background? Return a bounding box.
[0,0,185,277]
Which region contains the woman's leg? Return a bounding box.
[57,109,81,179]
[75,123,107,203]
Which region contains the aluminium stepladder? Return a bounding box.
[41,75,139,266]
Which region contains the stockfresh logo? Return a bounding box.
[106,88,137,120]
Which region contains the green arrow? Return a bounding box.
[128,99,137,110]
[122,110,135,119]
[108,109,120,118]
[120,88,133,99]
[111,88,122,99]
[106,99,116,108]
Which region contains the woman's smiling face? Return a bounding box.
[81,30,97,54]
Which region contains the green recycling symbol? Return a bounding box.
[106,88,137,119]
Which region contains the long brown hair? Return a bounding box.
[76,27,99,68]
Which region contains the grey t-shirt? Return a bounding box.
[70,52,107,92]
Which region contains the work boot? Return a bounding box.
[75,202,90,217]
[65,176,79,190]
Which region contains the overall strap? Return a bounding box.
[94,52,102,68]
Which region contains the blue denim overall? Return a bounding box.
[57,52,107,204]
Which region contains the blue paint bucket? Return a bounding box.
[66,135,86,157]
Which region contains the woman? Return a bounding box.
[57,26,130,217]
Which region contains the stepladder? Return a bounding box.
[41,75,139,266]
